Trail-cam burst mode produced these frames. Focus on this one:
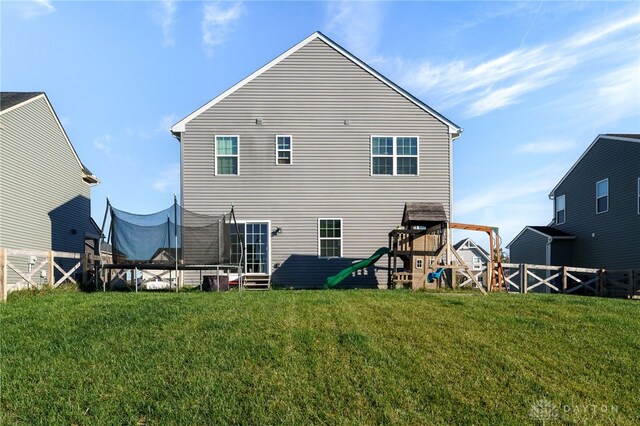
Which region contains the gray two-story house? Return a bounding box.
[508,134,640,270]
[0,92,99,289]
[171,32,461,288]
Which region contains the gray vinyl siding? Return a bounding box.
[180,38,452,288]
[550,239,573,266]
[508,229,547,265]
[0,96,93,288]
[552,138,640,269]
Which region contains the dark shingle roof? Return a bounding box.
[603,134,640,140]
[0,92,43,111]
[529,226,574,237]
[402,202,448,226]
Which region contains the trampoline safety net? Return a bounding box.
[109,202,232,266]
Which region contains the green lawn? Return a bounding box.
[1,289,638,425]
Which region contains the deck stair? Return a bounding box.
[242,274,271,290]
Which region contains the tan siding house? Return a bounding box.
[171,32,461,288]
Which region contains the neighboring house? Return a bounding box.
[0,92,99,289]
[171,32,462,288]
[453,238,491,271]
[508,134,640,270]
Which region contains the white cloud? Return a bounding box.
[201,1,244,54]
[8,0,55,19]
[515,139,576,155]
[454,163,565,217]
[93,134,113,155]
[152,163,180,193]
[151,0,177,46]
[325,1,382,61]
[157,114,177,134]
[404,11,640,118]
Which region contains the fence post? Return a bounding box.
[598,269,606,297]
[47,250,55,286]
[1,248,7,302]
[561,266,567,293]
[520,264,528,294]
[81,253,88,289]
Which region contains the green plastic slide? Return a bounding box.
[324,247,391,288]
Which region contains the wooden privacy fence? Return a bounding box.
[0,248,95,301]
[501,263,639,299]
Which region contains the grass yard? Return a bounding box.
[1,289,638,425]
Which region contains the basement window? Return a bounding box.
[318,218,342,258]
[596,179,608,214]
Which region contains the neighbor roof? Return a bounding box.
[0,92,99,184]
[0,92,44,111]
[549,134,639,197]
[506,226,575,248]
[171,31,462,136]
[454,238,491,259]
[402,202,448,226]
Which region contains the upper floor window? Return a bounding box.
[596,179,608,214]
[215,135,239,175]
[276,135,292,165]
[371,136,418,176]
[318,218,342,258]
[555,194,566,225]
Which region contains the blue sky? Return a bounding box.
[2,0,639,248]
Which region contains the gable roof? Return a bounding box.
[171,31,462,136]
[453,238,491,260]
[549,134,639,197]
[401,202,448,227]
[0,92,43,112]
[506,226,575,249]
[0,92,99,184]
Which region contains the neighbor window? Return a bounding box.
[596,179,608,214]
[555,194,566,225]
[318,218,342,258]
[371,136,418,176]
[276,135,292,165]
[215,135,239,175]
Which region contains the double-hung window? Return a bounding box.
[555,194,566,225]
[215,135,239,175]
[596,179,608,214]
[371,136,418,175]
[276,135,292,165]
[318,218,342,258]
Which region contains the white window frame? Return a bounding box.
[370,135,419,176]
[318,218,343,258]
[275,135,293,165]
[231,220,271,275]
[596,178,609,214]
[555,194,566,225]
[214,135,240,176]
[415,259,424,269]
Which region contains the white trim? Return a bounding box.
[550,134,639,197]
[171,31,462,135]
[415,258,424,269]
[596,178,609,214]
[555,194,566,225]
[1,93,98,184]
[318,218,343,258]
[370,135,419,176]
[637,177,640,215]
[214,135,240,176]
[233,219,271,275]
[275,134,293,165]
